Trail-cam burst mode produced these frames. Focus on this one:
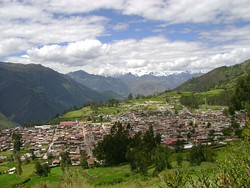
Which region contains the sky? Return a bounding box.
[1,0,250,76]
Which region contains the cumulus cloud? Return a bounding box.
[121,0,250,24]
[1,0,250,75]
[8,36,250,75]
[0,1,108,55]
[0,38,31,56]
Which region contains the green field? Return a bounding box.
[0,162,35,188]
[25,167,63,187]
[0,144,240,188]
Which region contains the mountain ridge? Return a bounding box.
[176,59,250,92]
[68,70,203,97]
[0,62,109,125]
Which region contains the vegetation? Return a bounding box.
[93,122,130,165]
[0,62,109,125]
[1,60,250,187]
[189,144,215,165]
[12,132,23,176]
[60,151,71,171]
[0,113,18,130]
[176,59,250,92]
[93,122,171,175]
[230,72,250,117]
[34,160,50,177]
[162,124,250,188]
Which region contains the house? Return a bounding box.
[59,121,77,126]
[51,159,60,166]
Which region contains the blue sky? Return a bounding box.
[1,0,250,75]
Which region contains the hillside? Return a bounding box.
[0,62,108,124]
[68,70,203,97]
[176,59,250,92]
[68,71,128,98]
[0,112,18,129]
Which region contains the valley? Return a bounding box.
[0,89,248,187]
[1,1,250,187]
[0,60,249,187]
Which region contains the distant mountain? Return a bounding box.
[176,59,250,92]
[68,70,129,98]
[118,71,203,96]
[0,62,108,124]
[68,70,203,97]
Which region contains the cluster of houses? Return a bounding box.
[0,101,246,167]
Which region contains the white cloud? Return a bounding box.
[121,0,250,24]
[1,0,250,76]
[0,38,31,56]
[199,25,250,45]
[0,1,108,56]
[0,16,107,44]
[42,0,125,14]
[112,23,129,31]
[8,36,250,75]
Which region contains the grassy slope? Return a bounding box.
[0,145,232,188]
[0,62,108,124]
[0,112,18,130]
[0,163,35,188]
[176,59,250,92]
[54,89,228,123]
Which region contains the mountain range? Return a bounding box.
[0,62,108,126]
[68,70,203,97]
[1,59,249,128]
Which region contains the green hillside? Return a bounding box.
[176,59,250,92]
[0,62,109,124]
[0,112,18,130]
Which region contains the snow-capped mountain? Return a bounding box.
[68,70,204,97]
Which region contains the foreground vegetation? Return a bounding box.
[0,123,249,188]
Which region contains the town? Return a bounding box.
[0,100,246,168]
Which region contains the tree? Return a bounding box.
[189,144,215,165]
[80,151,89,169]
[126,93,133,101]
[231,73,250,116]
[143,125,161,152]
[153,145,172,175]
[176,153,183,167]
[187,132,191,140]
[34,160,50,177]
[222,127,233,137]
[208,129,215,142]
[60,151,71,171]
[12,132,22,175]
[174,139,184,153]
[93,122,130,165]
[127,125,162,174]
[189,144,206,165]
[12,133,22,152]
[180,94,203,109]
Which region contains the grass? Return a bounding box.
[58,97,168,122]
[25,167,63,187]
[199,89,225,97]
[0,145,232,188]
[84,165,132,186]
[63,107,92,118]
[0,162,35,188]
[0,113,18,130]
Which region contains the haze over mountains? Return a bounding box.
[68,70,203,97]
